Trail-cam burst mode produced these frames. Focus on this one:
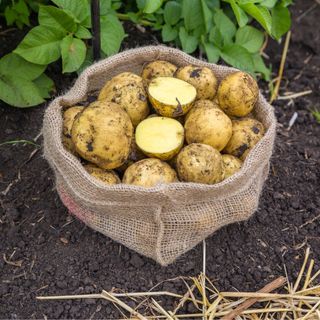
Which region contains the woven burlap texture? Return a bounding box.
[43,45,276,266]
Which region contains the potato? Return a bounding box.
[142,60,177,81]
[217,71,259,117]
[185,99,219,122]
[84,163,120,184]
[221,155,242,179]
[135,117,184,160]
[98,74,149,127]
[223,118,265,160]
[62,106,84,154]
[148,77,197,117]
[176,143,224,184]
[184,100,232,151]
[123,158,178,187]
[71,100,133,169]
[175,65,218,100]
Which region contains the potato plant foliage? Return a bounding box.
[0,0,292,108]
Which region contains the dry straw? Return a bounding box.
[37,248,320,319]
[43,45,276,265]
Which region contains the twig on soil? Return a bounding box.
[270,31,291,103]
[277,90,312,100]
[3,253,23,267]
[299,214,320,229]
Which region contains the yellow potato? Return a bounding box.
[123,158,178,187]
[223,118,265,160]
[148,77,197,117]
[184,100,232,151]
[141,60,177,81]
[135,117,184,160]
[175,65,218,100]
[98,75,149,127]
[217,71,259,117]
[221,154,242,179]
[185,99,220,122]
[62,106,84,154]
[84,163,120,184]
[176,143,224,184]
[71,100,133,169]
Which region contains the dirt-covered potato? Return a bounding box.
[71,100,133,169]
[84,163,120,184]
[175,65,218,100]
[62,106,84,154]
[136,117,184,160]
[148,77,197,117]
[176,143,224,184]
[184,100,232,151]
[98,74,149,127]
[223,118,265,160]
[217,71,259,117]
[185,99,219,122]
[222,154,242,179]
[142,60,177,82]
[123,158,178,187]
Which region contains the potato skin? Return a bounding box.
[217,71,259,117]
[175,65,218,100]
[98,74,149,127]
[222,154,242,179]
[223,118,265,160]
[176,143,224,184]
[71,100,133,169]
[62,106,84,154]
[123,158,178,187]
[84,163,120,184]
[142,60,177,82]
[185,99,220,122]
[185,100,232,151]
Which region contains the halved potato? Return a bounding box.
[135,117,184,160]
[148,77,197,117]
[84,163,120,185]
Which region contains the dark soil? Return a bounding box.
[1,1,320,319]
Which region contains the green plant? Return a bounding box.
[311,109,320,124]
[0,0,292,108]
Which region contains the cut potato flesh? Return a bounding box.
[148,77,197,117]
[135,117,184,160]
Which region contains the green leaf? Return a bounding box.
[0,74,44,107]
[214,9,236,45]
[253,53,271,80]
[38,5,77,33]
[221,44,254,72]
[179,27,198,54]
[60,35,86,73]
[235,25,264,53]
[77,49,93,74]
[205,0,220,10]
[100,0,112,15]
[209,26,223,48]
[281,0,292,7]
[14,25,65,65]
[143,0,163,13]
[201,0,212,33]
[182,0,203,31]
[260,0,277,9]
[0,53,45,80]
[228,0,248,27]
[75,25,92,39]
[33,73,54,98]
[164,1,181,25]
[162,24,178,42]
[203,42,220,63]
[271,4,291,40]
[100,14,125,56]
[136,0,146,10]
[51,0,90,25]
[240,3,272,34]
[4,7,17,26]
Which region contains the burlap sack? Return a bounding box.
[43,46,276,266]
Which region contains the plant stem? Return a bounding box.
[91,0,101,61]
[116,13,154,27]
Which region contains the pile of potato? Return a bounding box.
[62,60,265,187]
